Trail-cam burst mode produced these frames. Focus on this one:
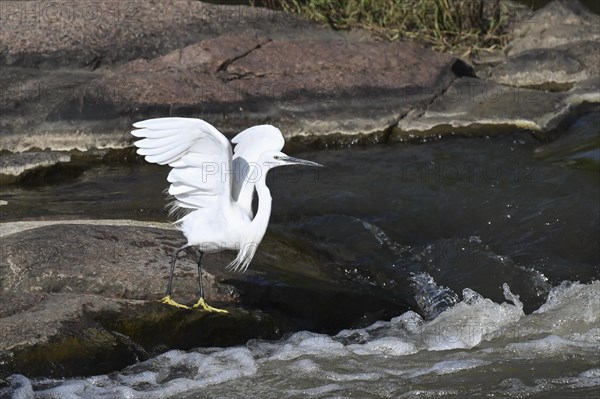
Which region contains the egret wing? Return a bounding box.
[132,117,232,211]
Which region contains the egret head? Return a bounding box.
[264,151,322,169]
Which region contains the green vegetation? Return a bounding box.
[263,0,514,55]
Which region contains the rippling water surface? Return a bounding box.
[1,108,598,398]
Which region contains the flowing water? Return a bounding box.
[0,107,598,398]
[6,281,599,398]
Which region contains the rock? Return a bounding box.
[0,293,282,379]
[391,76,597,141]
[534,103,600,170]
[0,67,100,138]
[0,152,70,184]
[432,0,600,140]
[4,0,440,152]
[1,33,469,152]
[0,1,342,151]
[507,0,600,56]
[2,0,597,158]
[485,0,600,89]
[489,41,600,90]
[0,1,324,68]
[0,224,235,303]
[0,222,406,378]
[0,223,256,378]
[565,77,600,105]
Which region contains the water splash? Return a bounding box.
[357,218,409,257]
[410,272,460,320]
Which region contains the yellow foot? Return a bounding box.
[159,295,191,310]
[192,297,228,313]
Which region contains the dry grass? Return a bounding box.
[258,0,516,55]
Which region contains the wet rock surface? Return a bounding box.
[0,292,284,379]
[391,76,597,140]
[0,222,405,378]
[0,152,70,184]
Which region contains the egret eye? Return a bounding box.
[273,155,282,160]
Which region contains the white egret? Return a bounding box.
[132,117,322,312]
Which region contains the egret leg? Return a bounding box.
[160,244,191,310]
[196,250,204,298]
[192,250,228,313]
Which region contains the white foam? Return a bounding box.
[579,368,600,378]
[116,371,158,387]
[286,383,344,397]
[10,281,599,399]
[398,389,459,398]
[420,286,524,350]
[348,337,418,356]
[269,331,348,361]
[511,281,600,340]
[3,375,33,399]
[32,347,258,399]
[505,334,599,358]
[389,311,424,334]
[325,371,383,382]
[290,358,321,373]
[408,359,489,378]
[535,281,600,326]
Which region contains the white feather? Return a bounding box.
[131,118,232,212]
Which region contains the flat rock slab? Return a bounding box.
[0,222,405,378]
[507,0,600,56]
[0,1,346,151]
[0,1,326,68]
[490,40,600,90]
[0,224,236,304]
[1,34,467,152]
[391,77,599,140]
[486,0,600,89]
[0,1,472,153]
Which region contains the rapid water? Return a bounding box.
[1,107,598,398]
[3,281,599,398]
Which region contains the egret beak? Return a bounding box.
[282,156,323,167]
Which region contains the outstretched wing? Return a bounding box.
[132,117,232,213]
